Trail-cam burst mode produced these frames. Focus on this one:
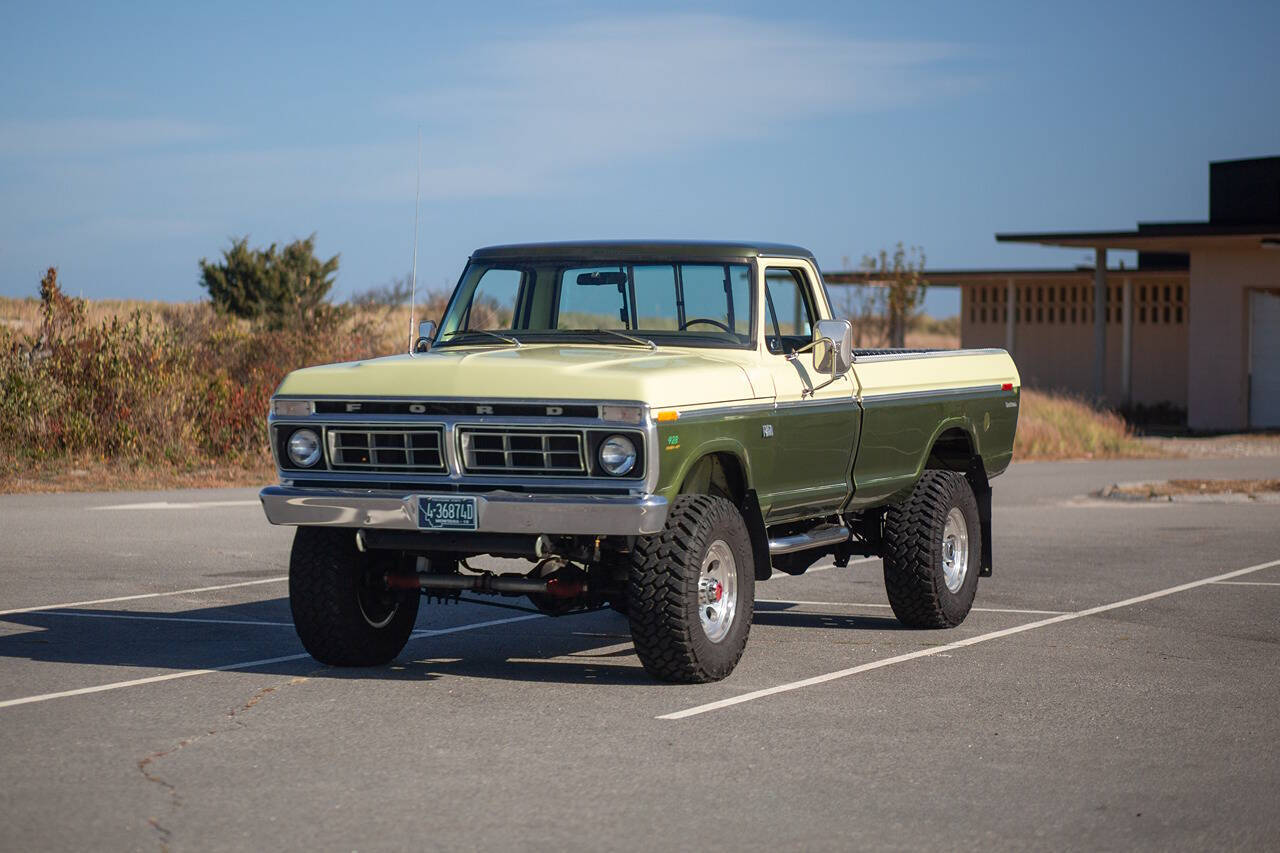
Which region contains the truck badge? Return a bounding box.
[762,424,774,438]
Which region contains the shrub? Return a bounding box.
[1014,389,1147,460]
[0,267,388,474]
[199,234,340,328]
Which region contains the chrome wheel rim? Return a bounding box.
[697,539,738,643]
[941,507,970,594]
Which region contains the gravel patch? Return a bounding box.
[1096,478,1280,503]
[1138,433,1280,458]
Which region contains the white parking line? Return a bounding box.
[757,598,1066,616]
[34,611,295,628]
[0,652,313,710]
[0,613,544,710]
[659,556,1280,721]
[411,613,543,638]
[507,640,636,665]
[90,500,260,511]
[1211,581,1280,587]
[0,577,288,616]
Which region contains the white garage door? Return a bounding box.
[1251,291,1280,428]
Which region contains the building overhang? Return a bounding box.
[823,267,1187,287]
[995,222,1280,252]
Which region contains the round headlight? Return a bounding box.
[599,435,636,476]
[287,429,322,468]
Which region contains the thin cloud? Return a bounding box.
[0,12,985,239]
[384,13,980,192]
[0,117,219,155]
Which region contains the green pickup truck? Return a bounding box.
[261,241,1020,682]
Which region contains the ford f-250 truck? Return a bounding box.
[261,241,1020,682]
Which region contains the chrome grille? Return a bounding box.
[460,429,585,475]
[327,428,445,473]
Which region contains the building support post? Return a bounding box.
[1005,277,1016,353]
[1121,276,1133,407]
[1093,247,1107,400]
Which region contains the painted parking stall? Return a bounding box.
[1,461,1279,850]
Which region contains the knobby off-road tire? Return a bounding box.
[627,495,754,683]
[289,527,420,666]
[882,469,982,629]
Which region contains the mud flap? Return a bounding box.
[741,491,773,581]
[966,458,994,577]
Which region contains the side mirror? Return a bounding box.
[414,320,437,353]
[812,318,853,376]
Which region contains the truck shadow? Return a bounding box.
[0,597,905,689]
[752,601,905,631]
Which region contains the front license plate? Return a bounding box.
[417,496,478,531]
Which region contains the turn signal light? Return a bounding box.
[656,410,679,422]
[600,405,644,424]
[272,399,313,417]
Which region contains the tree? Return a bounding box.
[831,255,889,348]
[199,234,339,327]
[350,274,413,309]
[861,243,927,348]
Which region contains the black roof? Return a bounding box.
[471,240,816,262]
[997,220,1280,242]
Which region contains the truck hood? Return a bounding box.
[274,344,764,408]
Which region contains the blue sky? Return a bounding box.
[2,1,1277,318]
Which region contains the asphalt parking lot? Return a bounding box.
[2,456,1278,851]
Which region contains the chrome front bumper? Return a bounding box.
[259,486,669,536]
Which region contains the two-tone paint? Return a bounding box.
[265,251,1020,535]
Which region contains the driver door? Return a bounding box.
[757,261,859,521]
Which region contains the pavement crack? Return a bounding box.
[134,676,308,851]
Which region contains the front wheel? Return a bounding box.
[881,470,982,628]
[627,495,754,683]
[289,527,420,666]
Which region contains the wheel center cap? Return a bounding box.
[713,581,723,603]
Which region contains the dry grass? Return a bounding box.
[903,329,960,349]
[1013,389,1149,460]
[0,295,425,357]
[0,453,275,494]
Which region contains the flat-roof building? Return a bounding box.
[826,156,1280,430]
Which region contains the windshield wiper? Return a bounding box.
[568,328,657,351]
[439,329,522,349]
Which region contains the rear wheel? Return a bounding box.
[627,495,754,682]
[882,470,982,628]
[289,527,420,666]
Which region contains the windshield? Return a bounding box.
[436,260,754,348]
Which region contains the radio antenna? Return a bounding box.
[407,126,422,356]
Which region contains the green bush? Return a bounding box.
[199,234,340,328]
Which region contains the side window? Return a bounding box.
[764,268,815,354]
[463,268,522,330]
